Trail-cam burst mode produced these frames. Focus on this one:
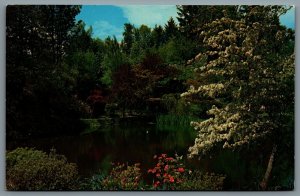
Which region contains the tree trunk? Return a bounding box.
[260,144,277,190]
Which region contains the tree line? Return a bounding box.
[6,4,294,190]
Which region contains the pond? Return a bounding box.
[9,116,198,177]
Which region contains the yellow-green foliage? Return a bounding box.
[6,147,78,191]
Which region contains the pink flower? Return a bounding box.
[156,173,161,177]
[164,165,169,171]
[148,168,156,173]
[166,157,174,161]
[178,167,185,173]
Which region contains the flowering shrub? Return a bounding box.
[101,163,142,190]
[147,154,185,190]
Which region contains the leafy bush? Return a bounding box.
[6,147,78,191]
[79,173,106,191]
[101,163,142,190]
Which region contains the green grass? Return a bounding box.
[156,114,200,131]
[80,119,101,135]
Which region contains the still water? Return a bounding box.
[11,117,197,177]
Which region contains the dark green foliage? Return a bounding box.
[6,148,78,190]
[177,5,238,39]
[164,17,179,40]
[212,150,247,189]
[151,25,165,47]
[79,174,106,190]
[122,23,135,54]
[68,20,94,53]
[158,36,199,64]
[6,5,85,139]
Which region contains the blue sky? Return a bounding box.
[76,5,177,41]
[76,5,295,41]
[280,6,295,29]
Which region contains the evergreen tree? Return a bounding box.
[164,17,179,40]
[151,25,165,47]
[177,5,238,39]
[122,23,135,54]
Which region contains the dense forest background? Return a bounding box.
[6,5,294,191]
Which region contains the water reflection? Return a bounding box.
[13,118,197,177]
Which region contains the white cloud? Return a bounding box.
[92,20,124,41]
[118,5,178,28]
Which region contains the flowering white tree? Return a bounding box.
[181,6,294,190]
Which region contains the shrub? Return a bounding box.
[79,173,106,191]
[101,163,142,190]
[147,153,225,190]
[147,154,185,190]
[6,147,78,191]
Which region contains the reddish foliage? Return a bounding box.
[86,88,107,116]
[86,89,106,104]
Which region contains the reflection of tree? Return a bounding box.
[161,130,196,152]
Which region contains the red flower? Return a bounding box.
[154,181,160,188]
[166,157,174,161]
[164,165,169,171]
[178,167,185,173]
[169,176,175,183]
